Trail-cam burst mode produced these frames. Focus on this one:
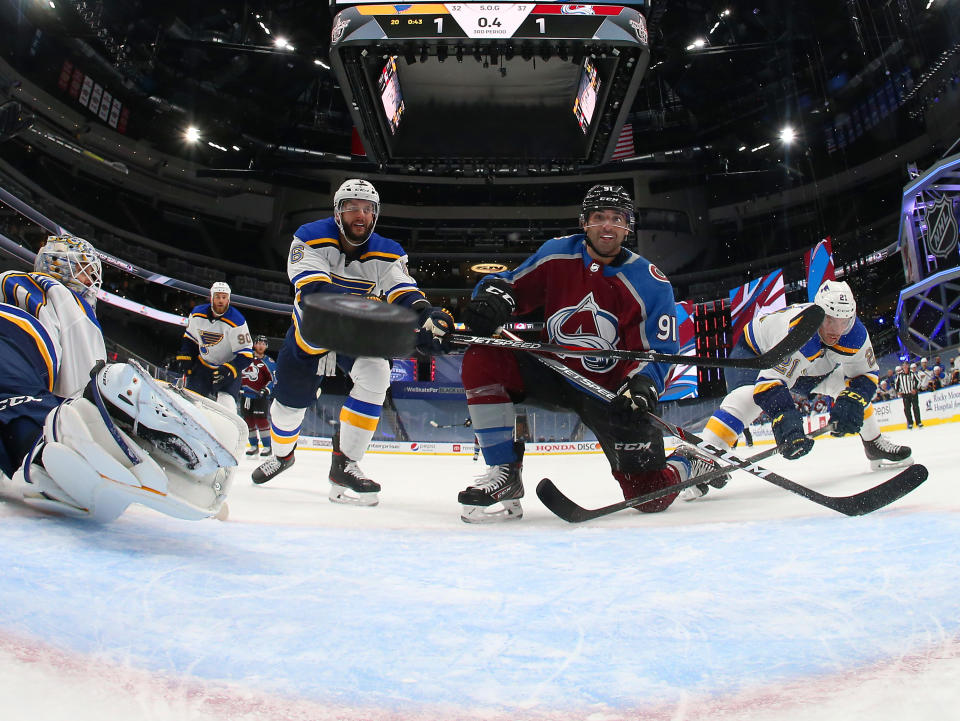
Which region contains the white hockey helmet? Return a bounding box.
[814,280,856,335]
[333,178,380,239]
[34,235,102,304]
[210,281,231,300]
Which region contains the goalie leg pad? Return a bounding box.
[91,362,241,478]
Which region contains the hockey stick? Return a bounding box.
[536,441,798,523]
[448,304,823,370]
[429,419,472,429]
[641,414,929,517]
[498,331,931,520]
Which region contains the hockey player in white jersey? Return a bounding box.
[1,235,107,397]
[684,281,911,500]
[172,281,253,413]
[0,236,245,521]
[251,179,454,505]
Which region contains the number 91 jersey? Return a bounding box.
[478,233,678,394]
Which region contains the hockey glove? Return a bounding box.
[462,280,517,337]
[210,366,233,393]
[771,411,814,460]
[416,307,456,355]
[830,389,869,436]
[611,374,659,425]
[259,387,271,398]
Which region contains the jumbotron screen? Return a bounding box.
[329,3,650,170]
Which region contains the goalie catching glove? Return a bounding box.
[12,361,246,522]
[462,280,516,337]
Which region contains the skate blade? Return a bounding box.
[460,499,523,523]
[329,484,379,507]
[869,457,914,472]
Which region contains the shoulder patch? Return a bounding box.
[649,264,669,283]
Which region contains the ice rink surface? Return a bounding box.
[2,422,959,721]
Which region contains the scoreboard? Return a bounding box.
[327,3,650,171]
[333,4,648,43]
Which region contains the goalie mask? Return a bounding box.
[333,178,380,246]
[34,235,102,304]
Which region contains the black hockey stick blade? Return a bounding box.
[751,463,929,516]
[536,444,783,523]
[449,305,823,370]
[537,460,928,523]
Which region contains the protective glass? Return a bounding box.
[339,202,377,216]
[820,314,854,338]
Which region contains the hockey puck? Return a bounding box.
[298,294,418,358]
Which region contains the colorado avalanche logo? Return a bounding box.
[331,16,349,45]
[546,293,619,373]
[561,5,595,14]
[629,17,648,45]
[241,363,260,382]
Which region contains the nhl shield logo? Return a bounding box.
[926,195,959,258]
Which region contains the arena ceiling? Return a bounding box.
[3,0,949,181]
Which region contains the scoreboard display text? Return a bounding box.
[334,4,647,43]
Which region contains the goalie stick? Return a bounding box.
[448,304,824,370]
[494,330,931,521]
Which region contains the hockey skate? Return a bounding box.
[245,446,259,457]
[673,445,732,502]
[862,435,913,471]
[260,446,272,457]
[252,452,295,484]
[458,441,524,523]
[329,433,380,506]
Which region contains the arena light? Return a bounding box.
[779,125,796,144]
[184,126,200,143]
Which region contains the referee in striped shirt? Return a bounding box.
[894,361,923,429]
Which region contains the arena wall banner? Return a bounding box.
[746,387,960,444]
[292,437,606,456]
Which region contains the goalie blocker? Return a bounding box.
[10,361,246,522]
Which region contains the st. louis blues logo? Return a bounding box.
[546,293,619,373]
[199,330,225,352]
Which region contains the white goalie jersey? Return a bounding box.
[0,270,107,397]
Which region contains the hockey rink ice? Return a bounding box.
[1,422,959,721]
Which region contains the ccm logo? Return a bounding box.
[613,442,652,451]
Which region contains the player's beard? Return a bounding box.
[342,219,373,246]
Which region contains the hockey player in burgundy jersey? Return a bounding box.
[457,184,727,523]
[240,335,277,457]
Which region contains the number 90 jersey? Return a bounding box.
[747,303,879,404]
[182,303,253,371]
